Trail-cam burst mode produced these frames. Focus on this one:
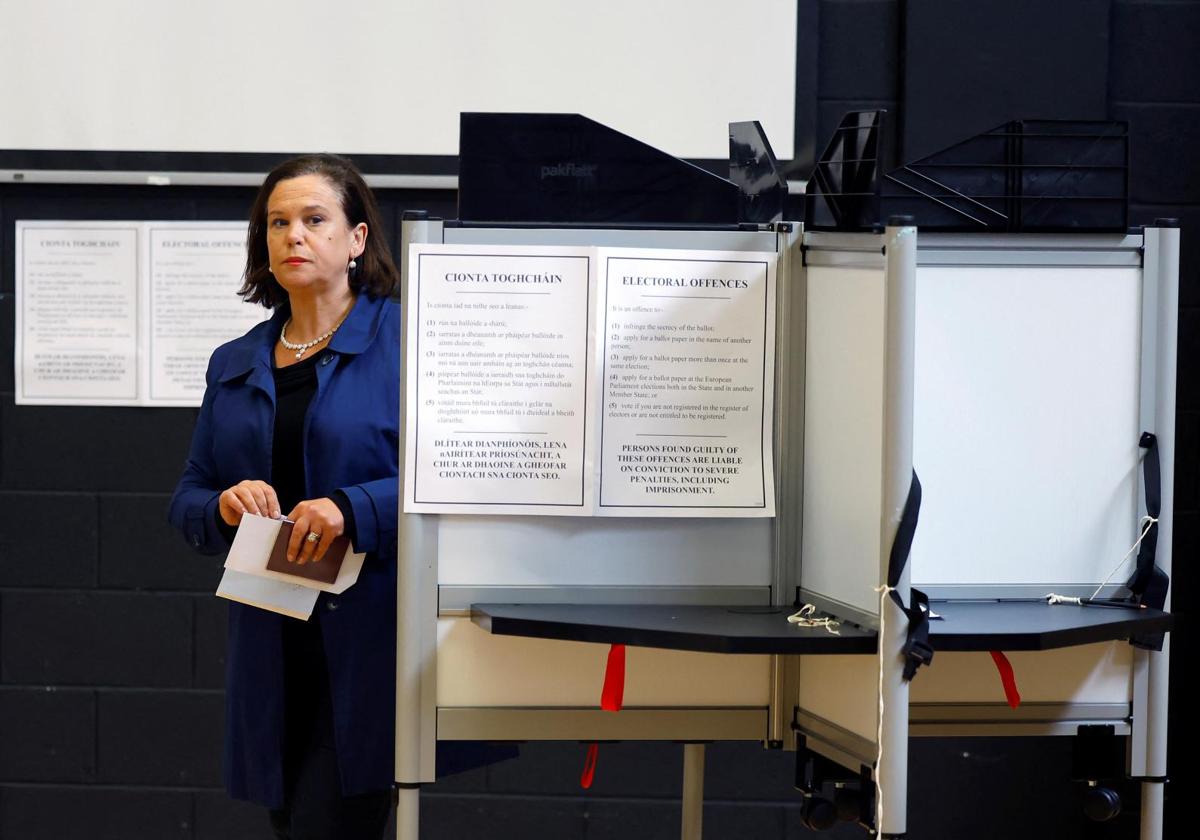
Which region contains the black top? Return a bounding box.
[272,353,321,512]
[272,351,356,539]
[271,350,355,786]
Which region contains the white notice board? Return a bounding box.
[910,263,1144,591]
[799,262,887,620]
[403,244,777,518]
[1,1,798,160]
[15,220,268,407]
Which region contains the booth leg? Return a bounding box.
[1136,639,1169,840]
[1135,222,1177,840]
[874,220,917,839]
[681,743,706,840]
[1140,782,1164,840]
[875,592,910,838]
[396,785,420,840]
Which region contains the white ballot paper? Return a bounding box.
[216,570,321,622]
[404,244,776,518]
[15,220,267,406]
[217,514,366,620]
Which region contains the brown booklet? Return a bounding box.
[264,519,350,585]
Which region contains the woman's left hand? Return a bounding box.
[286,497,345,565]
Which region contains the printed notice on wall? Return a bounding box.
[15,221,267,406]
[147,224,265,404]
[597,251,775,516]
[405,247,594,513]
[404,244,776,518]
[16,224,140,403]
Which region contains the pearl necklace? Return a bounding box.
[279,312,349,361]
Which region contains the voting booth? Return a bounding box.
[395,115,809,840]
[394,114,1176,840]
[793,225,1176,839]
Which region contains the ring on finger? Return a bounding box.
[306,531,322,544]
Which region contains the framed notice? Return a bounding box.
[407,247,595,511]
[15,221,268,406]
[403,244,777,518]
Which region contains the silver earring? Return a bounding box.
[348,259,358,270]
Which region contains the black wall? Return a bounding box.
[3,2,1199,838]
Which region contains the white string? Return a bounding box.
[786,603,841,635]
[1092,515,1158,600]
[1044,514,1157,607]
[873,584,895,833]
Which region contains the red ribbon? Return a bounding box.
[580,742,599,789]
[989,650,1022,709]
[600,643,626,712]
[580,644,627,787]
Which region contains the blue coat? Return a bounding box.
[169,291,400,807]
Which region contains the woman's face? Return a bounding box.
[265,173,366,297]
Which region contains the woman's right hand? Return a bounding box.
[218,480,282,526]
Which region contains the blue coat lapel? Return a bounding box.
[216,306,286,403]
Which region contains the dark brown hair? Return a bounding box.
[239,153,400,308]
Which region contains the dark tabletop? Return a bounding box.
[471,600,1172,655]
[926,600,1172,651]
[471,603,876,654]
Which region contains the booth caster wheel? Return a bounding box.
[800,796,838,832]
[1083,783,1121,822]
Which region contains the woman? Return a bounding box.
[169,154,402,839]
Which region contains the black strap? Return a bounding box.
[893,588,933,681]
[885,472,932,681]
[1125,432,1161,596]
[1126,433,1170,651]
[887,471,922,590]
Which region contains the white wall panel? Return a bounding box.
[0,0,797,159]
